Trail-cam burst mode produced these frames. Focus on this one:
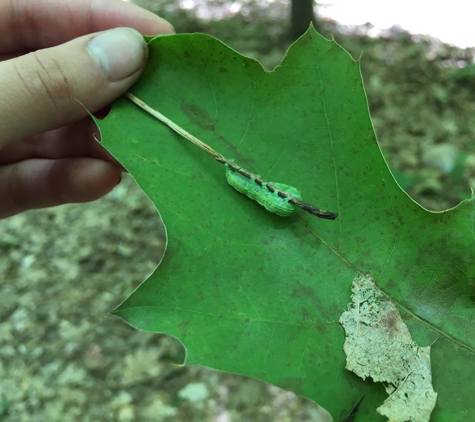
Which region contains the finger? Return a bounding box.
[0,119,109,164]
[0,50,30,62]
[0,157,121,219]
[0,0,173,53]
[0,27,147,145]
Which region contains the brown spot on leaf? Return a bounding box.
[181,103,214,130]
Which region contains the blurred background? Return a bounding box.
[1,1,475,421]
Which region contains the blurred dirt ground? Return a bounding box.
[2,3,475,421]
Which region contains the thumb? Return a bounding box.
[0,27,148,145]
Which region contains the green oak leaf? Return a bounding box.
[94,28,475,421]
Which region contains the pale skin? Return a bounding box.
[0,0,174,219]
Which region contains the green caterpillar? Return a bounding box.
[225,166,302,217]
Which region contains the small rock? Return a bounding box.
[178,382,209,402]
[422,144,459,174]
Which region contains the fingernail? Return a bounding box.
[117,170,123,186]
[156,17,176,34]
[87,28,148,82]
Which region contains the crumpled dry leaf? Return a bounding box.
[339,274,437,422]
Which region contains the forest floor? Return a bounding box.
[1,8,475,422]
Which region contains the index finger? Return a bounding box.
[0,0,174,53]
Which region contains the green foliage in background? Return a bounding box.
[339,28,475,210]
[95,28,475,421]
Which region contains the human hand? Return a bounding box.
[0,0,174,219]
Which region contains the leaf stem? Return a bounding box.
[124,92,338,220]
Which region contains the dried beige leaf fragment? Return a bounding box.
[339,274,437,422]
